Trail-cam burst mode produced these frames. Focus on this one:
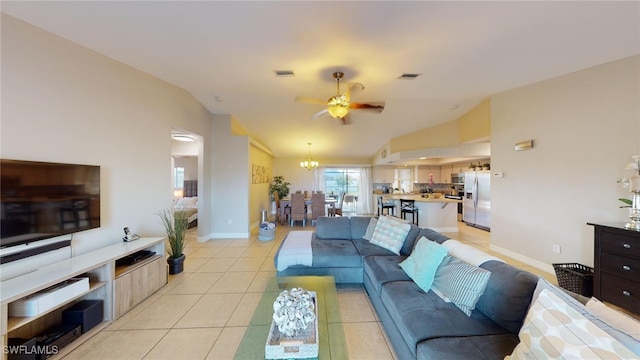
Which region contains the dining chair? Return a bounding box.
[377,196,395,217]
[343,194,356,213]
[289,193,307,227]
[329,192,345,217]
[310,192,326,225]
[273,191,290,224]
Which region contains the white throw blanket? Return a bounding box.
[276,231,314,271]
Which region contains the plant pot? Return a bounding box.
[167,254,186,274]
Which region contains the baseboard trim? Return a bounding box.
[489,243,555,274]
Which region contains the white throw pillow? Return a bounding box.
[362,217,377,241]
[586,297,640,341]
[369,215,411,255]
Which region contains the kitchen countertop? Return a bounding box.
[381,194,462,203]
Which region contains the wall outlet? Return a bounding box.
[552,244,561,254]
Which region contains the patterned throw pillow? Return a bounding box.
[400,237,448,292]
[431,255,491,316]
[369,215,411,255]
[506,289,637,359]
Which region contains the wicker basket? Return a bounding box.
[259,227,276,241]
[552,263,594,297]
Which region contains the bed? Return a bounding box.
[175,180,198,228]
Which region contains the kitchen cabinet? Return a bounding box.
[441,166,453,184]
[417,166,441,183]
[373,166,395,184]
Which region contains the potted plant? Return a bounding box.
[158,208,189,274]
[269,175,291,200]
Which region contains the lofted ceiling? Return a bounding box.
[3,1,639,163]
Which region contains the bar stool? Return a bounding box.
[377,196,395,217]
[400,199,418,226]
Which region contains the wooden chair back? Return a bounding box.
[311,192,326,221]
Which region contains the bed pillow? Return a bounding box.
[400,237,448,292]
[362,217,377,241]
[506,288,637,359]
[431,255,491,316]
[369,215,411,255]
[176,197,197,207]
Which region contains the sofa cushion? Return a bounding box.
[380,281,509,357]
[311,239,362,268]
[475,261,538,334]
[400,223,421,256]
[417,227,450,244]
[349,216,372,239]
[370,215,411,255]
[363,255,410,294]
[315,216,351,240]
[353,239,397,258]
[417,334,520,360]
[400,238,448,292]
[432,255,491,316]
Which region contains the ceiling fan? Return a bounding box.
[295,72,385,124]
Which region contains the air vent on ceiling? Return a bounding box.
[274,70,295,77]
[398,73,421,80]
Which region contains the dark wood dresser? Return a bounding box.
[588,222,640,314]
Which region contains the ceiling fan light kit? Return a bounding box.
[295,71,385,124]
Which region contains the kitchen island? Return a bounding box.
[381,194,461,232]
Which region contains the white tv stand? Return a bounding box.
[0,237,166,359]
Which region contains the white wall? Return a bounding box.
[1,15,214,254]
[490,55,640,271]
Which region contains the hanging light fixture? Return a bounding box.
[326,72,350,119]
[300,142,319,170]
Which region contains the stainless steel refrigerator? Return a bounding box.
[463,171,491,230]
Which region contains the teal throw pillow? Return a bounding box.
[400,237,448,292]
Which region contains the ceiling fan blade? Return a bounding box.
[345,82,365,101]
[350,101,385,113]
[295,96,326,105]
[311,109,329,119]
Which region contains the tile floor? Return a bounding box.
[61,220,556,360]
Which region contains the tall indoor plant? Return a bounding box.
[158,208,189,274]
[270,175,291,200]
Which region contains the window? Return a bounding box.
[324,168,361,197]
[174,166,185,196]
[396,168,413,194]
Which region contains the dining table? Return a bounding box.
[279,196,337,222]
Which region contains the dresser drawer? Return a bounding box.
[601,252,640,283]
[600,230,640,258]
[600,273,640,314]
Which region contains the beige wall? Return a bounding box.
[459,99,491,143]
[490,55,640,271]
[1,14,215,252]
[249,143,273,227]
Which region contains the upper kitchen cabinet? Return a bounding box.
[373,166,396,183]
[417,166,441,183]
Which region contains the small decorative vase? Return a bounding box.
[626,190,640,231]
[167,254,186,274]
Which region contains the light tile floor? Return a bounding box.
[61,220,555,360]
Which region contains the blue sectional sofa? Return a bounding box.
[274,216,640,359]
[274,216,538,359]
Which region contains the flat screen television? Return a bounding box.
[1,159,101,249]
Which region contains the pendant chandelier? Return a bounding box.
[300,142,319,171]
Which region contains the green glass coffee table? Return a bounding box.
[234,276,347,360]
